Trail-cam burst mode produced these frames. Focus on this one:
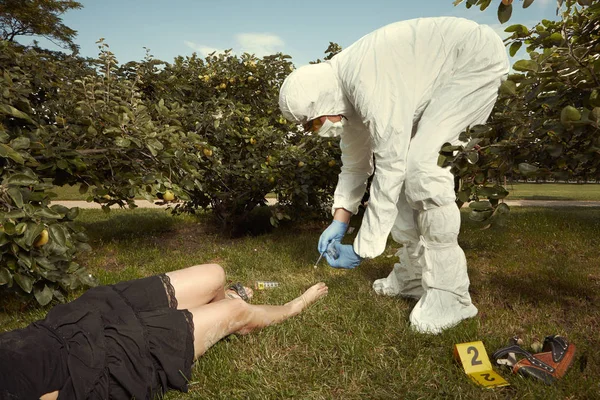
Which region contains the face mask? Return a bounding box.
[317,118,346,138]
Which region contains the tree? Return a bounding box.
[0,0,82,51]
[442,0,600,225]
[310,42,342,64]
[1,41,93,305]
[452,0,595,24]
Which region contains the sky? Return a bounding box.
[25,0,560,67]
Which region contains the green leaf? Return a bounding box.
[560,106,581,123]
[509,42,523,57]
[495,203,510,215]
[66,207,80,220]
[469,200,493,211]
[17,252,32,269]
[4,209,25,219]
[2,222,16,235]
[546,144,563,158]
[458,187,471,203]
[0,232,8,246]
[5,174,37,186]
[35,256,57,270]
[147,138,163,151]
[513,60,539,72]
[505,24,528,33]
[34,285,53,306]
[0,143,25,164]
[14,273,33,293]
[437,154,448,167]
[474,172,486,184]
[479,0,492,11]
[467,151,480,164]
[79,183,89,194]
[15,222,27,235]
[50,204,70,215]
[469,209,494,222]
[498,2,513,24]
[48,224,67,247]
[470,125,494,138]
[589,90,600,108]
[34,208,63,219]
[24,223,44,247]
[0,268,12,286]
[115,137,131,147]
[518,162,539,176]
[0,104,34,124]
[9,137,30,151]
[499,80,517,95]
[523,0,535,8]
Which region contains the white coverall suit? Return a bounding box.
[279,17,509,333]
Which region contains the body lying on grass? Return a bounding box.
[0,264,328,399]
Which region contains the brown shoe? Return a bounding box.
[492,335,576,385]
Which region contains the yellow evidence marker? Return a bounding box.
[453,341,510,388]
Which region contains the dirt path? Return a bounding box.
[50,199,600,210]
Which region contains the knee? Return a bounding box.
[227,299,254,335]
[194,263,226,284]
[416,203,461,242]
[404,166,456,210]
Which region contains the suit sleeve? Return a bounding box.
[333,26,417,259]
[332,126,374,215]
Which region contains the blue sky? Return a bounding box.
[27,0,559,66]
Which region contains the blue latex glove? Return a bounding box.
[325,241,362,269]
[318,220,348,254]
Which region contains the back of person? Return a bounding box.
[331,17,487,124]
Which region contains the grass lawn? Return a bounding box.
[506,183,600,201]
[1,207,599,399]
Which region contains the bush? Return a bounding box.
[1,42,93,305]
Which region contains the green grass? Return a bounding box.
[1,207,599,399]
[51,184,91,200]
[506,183,600,201]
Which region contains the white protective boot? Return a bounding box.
[409,203,477,334]
[373,244,424,299]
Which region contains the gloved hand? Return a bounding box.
[325,241,362,269]
[318,220,348,254]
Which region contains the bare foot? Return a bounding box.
[225,284,254,301]
[288,282,328,315]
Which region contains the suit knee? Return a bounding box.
[405,170,456,210]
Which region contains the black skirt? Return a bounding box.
[0,275,194,400]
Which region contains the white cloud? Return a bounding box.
[235,33,285,57]
[184,41,226,57]
[184,33,285,59]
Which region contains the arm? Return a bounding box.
[354,134,408,258]
[332,23,418,259]
[331,124,374,217]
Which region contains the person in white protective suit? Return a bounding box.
[278,17,509,334]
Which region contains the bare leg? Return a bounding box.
[40,391,58,400]
[189,282,328,359]
[166,264,228,310]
